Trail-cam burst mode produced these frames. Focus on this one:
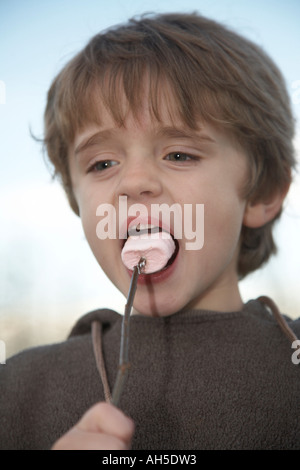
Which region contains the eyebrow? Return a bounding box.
[156,126,216,143]
[74,125,216,156]
[74,129,116,156]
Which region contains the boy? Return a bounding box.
[1,12,300,450]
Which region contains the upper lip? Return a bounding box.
[120,215,174,241]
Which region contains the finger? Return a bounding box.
[52,427,130,450]
[77,402,134,445]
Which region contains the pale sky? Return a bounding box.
[1,0,300,357]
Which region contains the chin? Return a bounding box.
[132,293,184,317]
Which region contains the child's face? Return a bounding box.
[69,92,249,316]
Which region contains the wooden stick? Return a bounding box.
[111,258,146,406]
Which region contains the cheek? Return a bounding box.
[210,200,244,234]
[78,193,97,239]
[77,192,106,263]
[80,209,115,278]
[76,183,107,243]
[78,194,122,275]
[201,192,246,261]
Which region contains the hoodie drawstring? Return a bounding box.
[91,320,112,403]
[258,296,300,346]
[91,297,299,405]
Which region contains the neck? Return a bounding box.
[187,280,244,313]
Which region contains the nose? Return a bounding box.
[117,158,163,202]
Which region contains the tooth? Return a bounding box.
[129,223,157,232]
[138,224,156,230]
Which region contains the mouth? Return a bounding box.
[121,222,180,281]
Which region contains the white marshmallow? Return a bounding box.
[121,231,176,274]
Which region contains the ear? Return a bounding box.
[243,186,289,229]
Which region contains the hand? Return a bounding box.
[52,402,134,450]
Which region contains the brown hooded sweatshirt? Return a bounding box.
[0,298,299,450]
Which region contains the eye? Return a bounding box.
[88,160,119,173]
[165,152,194,162]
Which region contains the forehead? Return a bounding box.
[69,69,245,160]
[73,104,242,164]
[88,73,187,130]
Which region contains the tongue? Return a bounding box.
[121,231,176,274]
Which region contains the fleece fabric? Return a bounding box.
[0,299,299,450]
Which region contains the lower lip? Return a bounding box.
[125,248,179,285]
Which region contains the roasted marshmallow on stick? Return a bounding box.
[113,228,176,406]
[121,230,176,274]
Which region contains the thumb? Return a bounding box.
[77,402,134,444]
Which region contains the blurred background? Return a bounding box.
[1,0,300,359]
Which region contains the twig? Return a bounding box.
[111,257,146,406]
